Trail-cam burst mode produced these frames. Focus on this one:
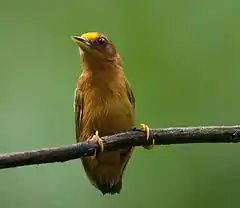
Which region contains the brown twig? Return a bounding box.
[0,126,240,170]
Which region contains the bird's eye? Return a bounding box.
[97,37,105,44]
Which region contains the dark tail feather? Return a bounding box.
[97,181,122,195]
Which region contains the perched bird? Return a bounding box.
[72,32,154,195]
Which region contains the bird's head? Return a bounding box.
[72,32,118,63]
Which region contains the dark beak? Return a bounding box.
[71,36,92,51]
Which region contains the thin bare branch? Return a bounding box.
[0,126,240,170]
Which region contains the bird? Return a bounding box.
[71,32,154,195]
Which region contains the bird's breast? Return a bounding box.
[80,87,134,139]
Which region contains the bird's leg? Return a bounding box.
[140,124,155,149]
[87,131,104,159]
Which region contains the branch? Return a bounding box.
[1,126,240,170]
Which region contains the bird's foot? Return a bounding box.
[140,124,154,150]
[89,131,104,159]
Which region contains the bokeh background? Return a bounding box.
[0,0,240,207]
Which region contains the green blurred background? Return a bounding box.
[0,0,240,207]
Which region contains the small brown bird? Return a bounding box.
[72,32,154,195]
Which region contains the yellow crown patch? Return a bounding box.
[81,32,100,41]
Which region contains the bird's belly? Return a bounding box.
[79,93,134,189]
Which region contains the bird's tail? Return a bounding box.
[96,180,122,195]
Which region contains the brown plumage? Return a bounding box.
[72,32,135,195]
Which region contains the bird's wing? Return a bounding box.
[118,79,135,178]
[125,79,135,111]
[74,88,84,142]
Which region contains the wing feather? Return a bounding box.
[119,79,135,176]
[125,79,135,111]
[74,88,84,142]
